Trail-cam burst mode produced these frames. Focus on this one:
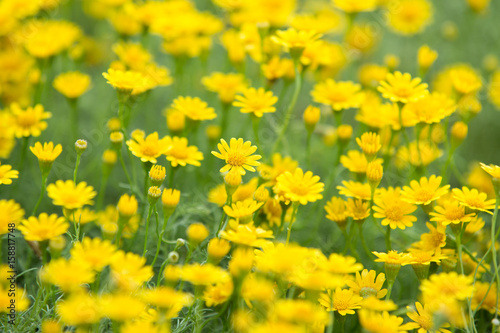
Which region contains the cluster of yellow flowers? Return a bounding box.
[1,0,500,332]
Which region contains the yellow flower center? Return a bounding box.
[141,143,158,157]
[445,206,464,220]
[394,85,412,98]
[333,297,350,311]
[227,152,246,166]
[385,205,404,221]
[291,183,309,196]
[17,112,37,127]
[465,196,485,209]
[413,189,432,202]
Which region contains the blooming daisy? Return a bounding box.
[126,131,171,164]
[346,198,370,221]
[223,199,263,223]
[0,200,25,235]
[220,223,274,247]
[324,196,348,226]
[406,302,452,333]
[70,237,117,271]
[233,87,278,118]
[319,288,363,315]
[11,103,52,138]
[271,28,322,52]
[377,71,429,103]
[337,181,372,200]
[102,68,150,95]
[18,213,69,242]
[46,180,97,210]
[401,175,450,206]
[359,310,417,333]
[479,162,500,179]
[165,136,203,167]
[373,187,417,230]
[181,263,230,286]
[171,96,216,121]
[202,72,247,103]
[429,200,476,225]
[452,186,496,214]
[356,132,381,158]
[211,138,261,175]
[110,251,153,290]
[346,269,387,299]
[0,162,18,185]
[30,141,63,168]
[40,258,95,292]
[311,79,364,111]
[274,168,324,205]
[321,253,364,274]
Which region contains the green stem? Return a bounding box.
[143,205,153,257]
[97,170,110,210]
[456,223,465,275]
[490,196,499,319]
[358,224,373,258]
[69,98,78,142]
[272,63,302,154]
[17,137,29,172]
[118,150,134,194]
[306,131,312,170]
[252,115,261,152]
[73,154,81,183]
[385,282,394,300]
[157,258,170,286]
[285,203,299,246]
[32,173,48,216]
[385,226,392,251]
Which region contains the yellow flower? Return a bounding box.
[208,238,231,262]
[233,87,278,118]
[141,286,193,317]
[321,253,363,274]
[406,302,452,333]
[117,194,138,217]
[70,237,117,272]
[110,251,153,290]
[418,45,438,70]
[324,196,349,226]
[53,71,91,99]
[272,299,329,327]
[0,200,24,234]
[333,0,377,13]
[112,41,151,71]
[337,181,372,200]
[471,281,497,314]
[165,136,203,167]
[40,258,95,292]
[359,310,416,333]
[23,20,81,58]
[420,271,474,304]
[402,92,456,124]
[224,199,263,223]
[212,138,261,175]
[171,96,216,121]
[126,131,171,163]
[181,263,230,286]
[319,288,363,315]
[452,186,496,214]
[479,162,500,179]
[102,68,150,95]
[202,72,247,103]
[57,293,101,326]
[373,187,418,230]
[99,293,146,322]
[378,71,429,103]
[373,250,412,266]
[489,70,500,109]
[0,162,18,185]
[450,66,482,95]
[30,141,62,167]
[401,175,450,205]
[430,200,476,225]
[220,223,274,247]
[274,168,324,205]
[346,198,370,220]
[186,222,209,244]
[386,0,433,36]
[258,153,298,185]
[346,269,387,299]
[47,180,97,210]
[271,28,322,53]
[11,103,51,138]
[18,213,68,242]
[162,188,181,208]
[311,79,364,111]
[341,150,370,174]
[356,132,382,158]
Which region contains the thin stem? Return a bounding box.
[169,166,177,188]
[286,204,299,246]
[272,63,302,154]
[97,170,110,210]
[385,226,392,251]
[32,173,48,216]
[73,154,81,183]
[456,223,465,275]
[385,282,394,300]
[118,150,134,193]
[157,258,170,286]
[306,131,312,170]
[69,98,78,142]
[358,223,373,259]
[490,195,499,319]
[143,205,154,257]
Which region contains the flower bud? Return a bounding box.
[253,186,270,203]
[208,238,231,263]
[451,121,468,147]
[75,139,87,155]
[186,223,209,245]
[166,109,185,133]
[224,170,242,197]
[102,149,117,166]
[117,194,138,218]
[418,45,438,71]
[101,222,118,240]
[366,161,383,189]
[206,125,221,141]
[110,131,124,149]
[107,117,121,131]
[168,251,180,264]
[148,186,162,204]
[162,188,180,217]
[303,105,320,133]
[175,238,186,248]
[149,165,166,186]
[49,235,66,258]
[337,125,353,144]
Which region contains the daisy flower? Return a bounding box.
[18,213,69,242]
[311,79,365,111]
[319,288,363,315]
[430,200,476,225]
[11,103,52,138]
[171,96,216,121]
[386,0,433,36]
[346,269,387,299]
[401,175,450,206]
[47,180,97,210]
[337,181,372,200]
[274,168,324,205]
[0,200,25,234]
[452,186,496,214]
[53,71,91,99]
[211,138,261,175]
[373,187,417,230]
[126,131,171,164]
[378,71,429,104]
[165,136,203,167]
[233,87,278,118]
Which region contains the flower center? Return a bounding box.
[291,183,309,196]
[227,152,246,166]
[141,143,158,157]
[385,205,404,221]
[17,112,37,127]
[465,196,485,209]
[414,189,433,203]
[445,206,464,220]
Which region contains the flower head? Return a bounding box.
[346,269,387,299]
[202,72,247,103]
[165,136,203,167]
[319,288,363,315]
[0,200,24,235]
[171,96,216,121]
[126,132,171,164]
[373,187,418,230]
[53,71,91,99]
[452,186,496,214]
[233,87,278,118]
[430,200,476,225]
[386,0,433,36]
[223,199,263,223]
[212,138,261,175]
[102,68,150,95]
[378,71,429,103]
[47,180,97,210]
[220,223,274,247]
[312,79,364,111]
[271,28,322,54]
[402,175,450,206]
[11,104,51,138]
[30,141,62,172]
[356,132,381,158]
[18,213,68,242]
[274,168,324,205]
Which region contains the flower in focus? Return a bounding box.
[274,168,324,205]
[271,28,322,55]
[452,186,496,214]
[319,288,363,315]
[47,180,97,210]
[102,68,150,95]
[53,71,91,99]
[373,187,418,230]
[401,175,450,206]
[126,132,171,163]
[212,138,261,175]
[346,269,387,299]
[224,199,263,223]
[171,96,216,121]
[430,200,476,225]
[233,87,278,118]
[30,142,62,170]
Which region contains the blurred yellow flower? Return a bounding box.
[233,87,278,118]
[53,71,91,99]
[47,180,97,210]
[11,104,51,138]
